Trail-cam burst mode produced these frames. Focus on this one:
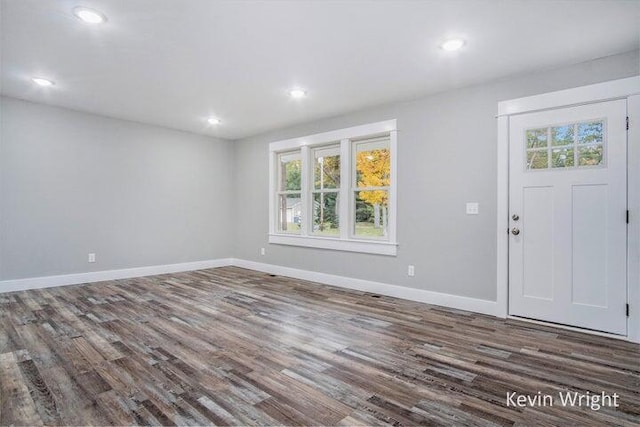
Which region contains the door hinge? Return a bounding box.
[626,304,630,317]
[627,116,630,131]
[627,210,630,224]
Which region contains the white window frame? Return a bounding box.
[275,151,303,235]
[309,144,341,237]
[269,120,398,256]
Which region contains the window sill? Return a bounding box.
[268,234,398,256]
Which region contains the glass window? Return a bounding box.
[551,125,574,146]
[354,190,388,238]
[526,128,548,149]
[314,146,340,189]
[278,152,301,191]
[312,145,340,236]
[353,138,390,239]
[525,119,605,171]
[578,145,603,166]
[276,151,302,234]
[277,193,302,234]
[355,139,390,187]
[527,150,548,170]
[269,120,397,255]
[551,147,574,168]
[312,192,339,236]
[577,122,603,145]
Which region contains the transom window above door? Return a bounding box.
[268,120,397,256]
[525,120,605,171]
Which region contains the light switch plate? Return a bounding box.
[466,202,479,215]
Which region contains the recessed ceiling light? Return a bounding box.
[207,117,221,125]
[289,88,307,99]
[73,7,107,24]
[440,38,465,52]
[31,77,55,87]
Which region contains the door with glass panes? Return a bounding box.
[508,100,627,335]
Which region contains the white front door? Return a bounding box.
[508,99,627,335]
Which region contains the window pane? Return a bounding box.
[277,193,302,234]
[578,121,603,145]
[551,125,574,146]
[314,146,340,190]
[526,150,548,170]
[551,147,574,168]
[312,192,339,236]
[526,128,547,149]
[278,152,301,191]
[355,140,390,188]
[578,145,603,166]
[354,190,388,238]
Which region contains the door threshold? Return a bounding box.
[507,315,629,342]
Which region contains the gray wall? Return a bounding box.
[0,97,234,280]
[2,51,638,300]
[233,50,640,302]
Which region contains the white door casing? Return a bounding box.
[508,100,627,335]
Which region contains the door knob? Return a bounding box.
[512,214,520,221]
[512,227,520,235]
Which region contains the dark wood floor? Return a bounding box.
[1,266,638,426]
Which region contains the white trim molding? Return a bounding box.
[498,76,640,117]
[230,259,499,317]
[495,115,510,319]
[1,256,499,317]
[497,76,640,343]
[0,258,233,294]
[268,234,398,256]
[0,257,498,318]
[269,119,397,151]
[627,94,640,343]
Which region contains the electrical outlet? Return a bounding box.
[466,202,479,215]
[408,265,415,277]
[88,253,96,263]
[260,247,266,256]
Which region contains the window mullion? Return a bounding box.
[573,123,578,166]
[313,189,340,194]
[547,127,552,169]
[269,151,276,234]
[300,145,311,236]
[388,130,398,243]
[354,186,389,191]
[339,138,350,240]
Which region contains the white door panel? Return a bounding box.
[509,100,627,335]
[522,186,554,300]
[572,184,607,307]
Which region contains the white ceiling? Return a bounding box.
[1,0,638,140]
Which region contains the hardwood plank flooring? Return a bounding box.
[1,266,638,426]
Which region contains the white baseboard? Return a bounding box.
[230,259,500,317]
[0,257,499,318]
[0,258,233,293]
[5,257,631,341]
